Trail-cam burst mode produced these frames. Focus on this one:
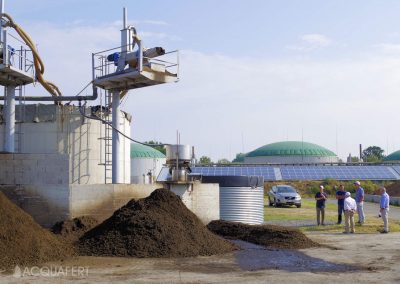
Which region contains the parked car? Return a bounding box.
[268,185,301,208]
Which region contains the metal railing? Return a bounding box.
[1,30,34,76]
[92,44,179,81]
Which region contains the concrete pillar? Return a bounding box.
[4,85,15,152]
[112,90,121,183]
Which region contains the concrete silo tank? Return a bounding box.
[202,176,264,225]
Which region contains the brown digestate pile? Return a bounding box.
[79,189,236,257]
[385,181,400,197]
[207,220,320,250]
[52,216,99,243]
[0,192,73,270]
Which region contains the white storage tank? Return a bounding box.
[131,143,166,184]
[202,176,264,225]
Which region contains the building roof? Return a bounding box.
[130,143,166,159]
[246,141,337,157]
[384,150,400,161]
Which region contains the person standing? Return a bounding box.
[343,192,357,234]
[379,187,390,233]
[315,185,328,226]
[336,184,346,224]
[354,181,365,224]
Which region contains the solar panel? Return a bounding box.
[191,166,276,181]
[280,166,396,180]
[391,165,400,176]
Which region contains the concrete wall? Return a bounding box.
[69,183,159,222]
[365,194,400,206]
[0,104,131,184]
[244,155,339,164]
[131,157,166,184]
[0,153,69,185]
[170,182,219,224]
[0,183,160,227]
[0,185,70,227]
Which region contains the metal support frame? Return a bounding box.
[4,85,15,152]
[111,90,121,183]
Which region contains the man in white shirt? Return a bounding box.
[343,192,357,234]
[379,187,390,233]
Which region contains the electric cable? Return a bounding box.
[78,101,171,147]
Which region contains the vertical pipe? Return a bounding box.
[123,7,127,29]
[138,39,143,72]
[0,0,4,43]
[4,85,15,152]
[2,30,7,64]
[91,53,95,81]
[112,90,121,183]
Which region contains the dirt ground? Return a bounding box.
[1,232,399,283]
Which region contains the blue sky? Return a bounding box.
[5,0,400,161]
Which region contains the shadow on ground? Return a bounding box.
[233,240,362,273]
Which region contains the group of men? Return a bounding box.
[315,181,390,234]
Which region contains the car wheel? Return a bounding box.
[296,204,301,208]
[268,198,273,207]
[274,199,278,207]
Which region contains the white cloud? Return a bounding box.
[286,33,333,51]
[9,22,400,161]
[301,34,332,47]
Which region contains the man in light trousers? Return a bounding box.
[343,191,357,234]
[379,187,390,233]
[354,181,365,224]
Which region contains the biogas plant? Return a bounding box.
[0,1,264,228]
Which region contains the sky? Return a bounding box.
[5,0,400,161]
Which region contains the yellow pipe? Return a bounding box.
[2,13,62,98]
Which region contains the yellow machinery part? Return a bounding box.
[2,13,62,98]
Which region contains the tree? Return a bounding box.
[351,157,360,163]
[232,153,246,163]
[217,158,230,164]
[144,141,166,155]
[199,156,212,164]
[362,146,385,162]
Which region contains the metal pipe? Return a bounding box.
[0,0,4,43]
[4,85,15,152]
[138,39,143,72]
[0,86,98,102]
[123,7,127,29]
[2,29,7,64]
[112,90,121,183]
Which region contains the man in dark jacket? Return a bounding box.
[315,185,328,225]
[336,184,346,224]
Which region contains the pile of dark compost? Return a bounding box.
[79,189,236,257]
[207,220,320,249]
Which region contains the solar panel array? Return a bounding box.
[280,166,396,181]
[191,166,276,180]
[185,165,399,181]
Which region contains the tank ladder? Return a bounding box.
[98,90,113,184]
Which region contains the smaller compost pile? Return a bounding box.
[207,220,320,249]
[79,189,236,257]
[0,192,73,270]
[52,216,99,243]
